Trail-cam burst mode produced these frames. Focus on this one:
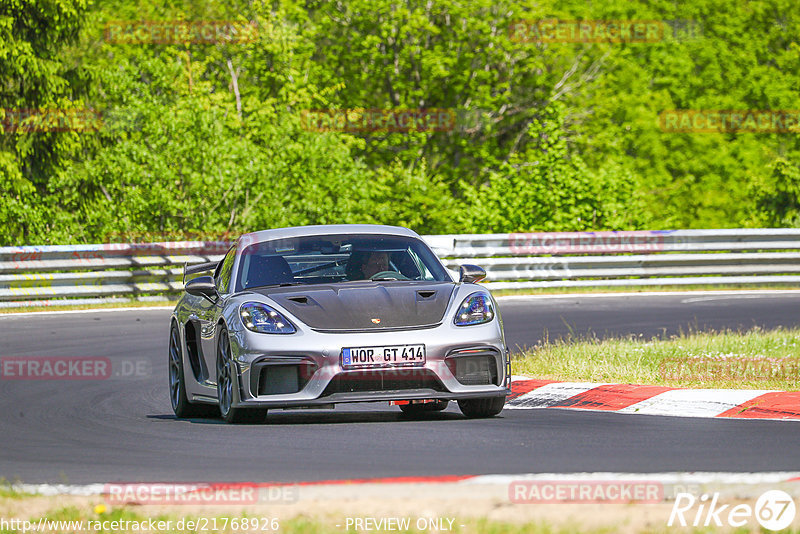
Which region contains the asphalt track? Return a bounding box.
[1,292,799,484]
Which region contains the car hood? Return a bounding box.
[250,281,456,331]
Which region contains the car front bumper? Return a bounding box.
[227,319,510,409]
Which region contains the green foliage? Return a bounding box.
[463,103,648,232]
[2,0,800,244]
[365,159,456,234]
[753,158,800,227]
[0,0,91,243]
[50,50,380,241]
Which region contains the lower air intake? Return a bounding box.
[253,362,315,396]
[322,368,445,396]
[448,354,500,385]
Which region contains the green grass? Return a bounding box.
[0,481,26,500]
[513,327,800,390]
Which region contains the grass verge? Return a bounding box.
[513,326,800,390]
[0,481,26,500]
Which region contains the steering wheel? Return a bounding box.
[370,271,409,281]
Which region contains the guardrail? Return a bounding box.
[2,229,800,307]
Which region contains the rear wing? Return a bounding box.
[182,261,219,285]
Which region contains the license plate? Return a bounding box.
[341,344,425,367]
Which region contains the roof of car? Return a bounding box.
[237,224,421,248]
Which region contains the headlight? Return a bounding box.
[239,302,296,334]
[454,292,495,326]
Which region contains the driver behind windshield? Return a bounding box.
[345,250,390,280]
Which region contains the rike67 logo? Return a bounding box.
[669,490,797,531]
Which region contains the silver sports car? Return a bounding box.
[169,224,510,423]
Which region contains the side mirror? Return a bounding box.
[185,275,218,301]
[459,264,486,284]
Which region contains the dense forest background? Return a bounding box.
[2,0,800,245]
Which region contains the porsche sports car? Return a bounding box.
[169,224,510,423]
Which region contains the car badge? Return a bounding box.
[371,318,381,324]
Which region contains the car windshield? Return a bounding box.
[235,233,450,291]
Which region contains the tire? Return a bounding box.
[169,323,216,418]
[399,400,448,415]
[457,396,505,418]
[217,327,268,424]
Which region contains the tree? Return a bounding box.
[463,102,647,232]
[753,158,800,227]
[0,0,90,243]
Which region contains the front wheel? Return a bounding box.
[457,396,505,418]
[217,327,267,424]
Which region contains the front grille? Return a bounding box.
[321,368,445,396]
